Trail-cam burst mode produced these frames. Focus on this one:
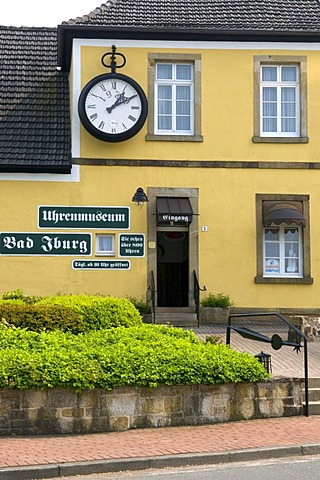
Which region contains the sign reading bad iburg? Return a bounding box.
[38,206,129,229]
[0,233,91,256]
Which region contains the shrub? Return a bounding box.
[201,292,234,309]
[205,334,222,345]
[2,289,44,305]
[0,303,84,334]
[38,294,142,330]
[126,296,151,315]
[0,323,269,391]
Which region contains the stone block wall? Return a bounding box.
[0,378,303,436]
[289,315,320,341]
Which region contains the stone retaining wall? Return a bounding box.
[0,379,303,436]
[289,316,320,341]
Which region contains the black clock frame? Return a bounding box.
[78,72,148,143]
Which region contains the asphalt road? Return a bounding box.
[42,455,320,480]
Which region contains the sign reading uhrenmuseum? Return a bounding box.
[38,206,130,229]
[0,233,92,256]
[72,260,130,270]
[119,234,145,257]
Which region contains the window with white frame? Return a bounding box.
[155,62,194,135]
[263,226,302,277]
[253,56,308,143]
[255,194,312,284]
[261,65,300,137]
[96,234,115,256]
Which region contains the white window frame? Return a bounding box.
[263,225,303,278]
[95,234,115,256]
[260,64,300,138]
[155,62,194,136]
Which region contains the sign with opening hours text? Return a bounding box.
[72,260,130,270]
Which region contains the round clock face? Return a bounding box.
[78,73,148,142]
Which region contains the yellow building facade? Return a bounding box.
[2,3,320,317]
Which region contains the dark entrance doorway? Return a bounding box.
[156,230,189,307]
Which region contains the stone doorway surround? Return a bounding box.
[147,187,199,307]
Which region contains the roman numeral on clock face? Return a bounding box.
[90,113,98,121]
[128,115,136,122]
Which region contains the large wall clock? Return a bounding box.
[78,72,148,143]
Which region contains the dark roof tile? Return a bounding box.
[0,26,71,173]
[64,0,320,32]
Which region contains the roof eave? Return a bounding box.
[58,24,320,72]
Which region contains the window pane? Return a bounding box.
[285,258,299,273]
[158,85,172,100]
[285,243,299,257]
[176,85,190,101]
[158,116,172,130]
[176,64,192,80]
[176,116,191,130]
[265,243,280,257]
[281,118,296,132]
[157,64,173,80]
[263,87,277,101]
[284,228,299,240]
[281,66,297,82]
[265,228,279,240]
[263,103,277,116]
[158,100,172,115]
[262,66,277,82]
[97,236,114,253]
[281,87,296,102]
[263,118,277,132]
[176,101,190,116]
[265,258,280,274]
[262,87,277,133]
[282,102,296,117]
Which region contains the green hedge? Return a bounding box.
[37,295,142,330]
[0,324,269,391]
[0,303,84,334]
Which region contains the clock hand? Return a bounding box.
[106,94,138,113]
[106,93,125,113]
[124,94,138,103]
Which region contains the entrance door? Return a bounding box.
[157,231,189,307]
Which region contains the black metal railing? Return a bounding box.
[148,270,156,324]
[226,312,309,417]
[193,270,206,327]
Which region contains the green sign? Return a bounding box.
[0,233,91,256]
[73,260,130,270]
[38,206,130,229]
[119,234,145,257]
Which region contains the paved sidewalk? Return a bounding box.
[1,417,320,479]
[0,324,319,480]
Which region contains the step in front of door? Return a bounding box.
[154,308,198,327]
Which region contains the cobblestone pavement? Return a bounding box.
[191,323,320,378]
[0,323,319,479]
